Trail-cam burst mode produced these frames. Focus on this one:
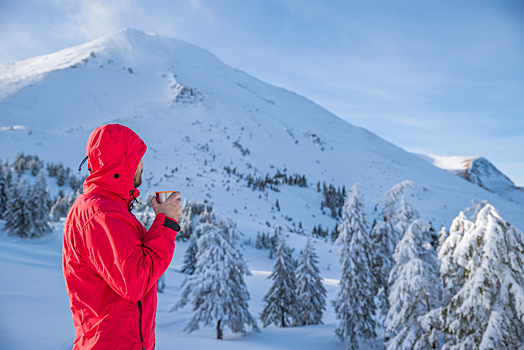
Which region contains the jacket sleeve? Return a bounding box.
[78,211,178,301]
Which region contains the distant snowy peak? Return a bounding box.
[423,155,513,189]
[421,154,523,205]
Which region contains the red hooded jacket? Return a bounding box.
[62,124,179,350]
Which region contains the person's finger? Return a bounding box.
[166,191,181,203]
[151,196,160,209]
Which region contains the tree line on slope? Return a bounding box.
[0,153,84,237]
[223,166,307,192]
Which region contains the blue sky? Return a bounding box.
[1,0,523,185]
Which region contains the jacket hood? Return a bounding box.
[83,124,147,204]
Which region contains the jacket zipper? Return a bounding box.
[137,301,145,350]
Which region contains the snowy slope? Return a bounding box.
[1,28,522,231]
[1,28,524,349]
[420,154,524,205]
[2,222,377,350]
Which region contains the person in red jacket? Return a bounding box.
[62,124,182,350]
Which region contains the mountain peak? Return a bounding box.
[420,154,523,205]
[0,28,222,101]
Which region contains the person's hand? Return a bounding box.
[151,191,183,222]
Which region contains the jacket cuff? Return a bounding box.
[163,217,180,232]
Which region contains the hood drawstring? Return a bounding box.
[129,190,138,212]
[78,156,89,171]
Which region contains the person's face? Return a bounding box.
[134,159,143,188]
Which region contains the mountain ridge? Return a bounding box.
[0,28,522,232]
[419,154,523,205]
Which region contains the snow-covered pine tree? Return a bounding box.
[255,232,263,249]
[50,190,76,221]
[3,179,29,236]
[261,227,300,328]
[69,174,83,192]
[13,152,25,177]
[395,194,419,236]
[180,232,198,275]
[371,180,413,315]
[176,198,193,241]
[463,199,488,222]
[28,157,42,176]
[438,212,473,305]
[437,226,448,254]
[268,227,278,259]
[332,183,376,350]
[199,205,215,224]
[50,193,65,221]
[296,235,327,326]
[442,204,524,350]
[385,219,441,350]
[4,175,52,238]
[27,171,53,237]
[56,163,68,187]
[173,215,258,339]
[0,161,10,216]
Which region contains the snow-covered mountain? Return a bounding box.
[1,28,521,231]
[420,154,524,205]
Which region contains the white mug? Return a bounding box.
[155,191,177,203]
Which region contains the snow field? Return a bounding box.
[0,218,355,350]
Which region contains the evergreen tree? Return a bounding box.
[28,171,53,236]
[173,216,258,339]
[442,204,524,350]
[332,183,376,349]
[69,174,83,191]
[268,227,278,259]
[47,162,58,177]
[463,199,488,222]
[56,163,68,187]
[28,157,42,176]
[438,212,473,305]
[371,180,413,315]
[181,233,198,275]
[50,191,75,221]
[385,219,441,350]
[331,223,339,243]
[437,226,448,254]
[3,175,52,238]
[176,199,193,241]
[395,194,419,235]
[261,227,300,328]
[0,161,10,217]
[199,205,215,224]
[255,232,263,249]
[296,235,327,326]
[3,179,30,236]
[13,152,25,177]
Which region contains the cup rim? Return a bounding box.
[155,191,177,194]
